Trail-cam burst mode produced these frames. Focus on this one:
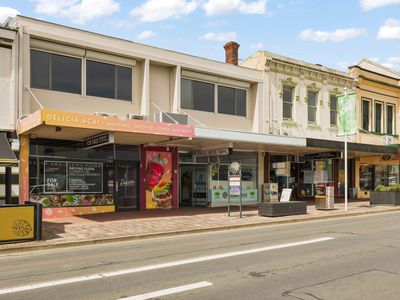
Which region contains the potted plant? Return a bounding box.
[370,184,400,205]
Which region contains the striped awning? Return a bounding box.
[0,133,17,166]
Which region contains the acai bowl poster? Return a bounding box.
[145,151,173,209]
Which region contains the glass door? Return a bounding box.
[180,165,193,206]
[115,161,139,210]
[193,165,207,207]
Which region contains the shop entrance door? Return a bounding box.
[179,165,207,207]
[115,161,139,211]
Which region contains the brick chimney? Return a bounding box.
[224,41,240,65]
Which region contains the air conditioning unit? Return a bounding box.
[154,112,189,125]
[126,114,144,120]
[94,112,118,118]
[383,135,394,145]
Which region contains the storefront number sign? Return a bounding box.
[44,161,103,194]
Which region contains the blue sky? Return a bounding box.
[1,0,400,71]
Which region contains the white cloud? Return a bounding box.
[299,28,367,42]
[203,0,266,16]
[200,31,239,42]
[360,0,400,11]
[130,0,198,22]
[250,42,264,49]
[377,18,400,39]
[0,6,20,23]
[34,0,119,24]
[137,30,156,40]
[382,56,400,70]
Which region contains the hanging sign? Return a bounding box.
[83,133,114,149]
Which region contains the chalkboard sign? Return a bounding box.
[44,161,67,193]
[68,162,103,193]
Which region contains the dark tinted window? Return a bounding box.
[282,85,293,119]
[181,79,214,112]
[31,50,50,89]
[387,105,394,135]
[218,86,246,116]
[87,60,132,101]
[31,50,81,94]
[116,66,132,100]
[52,53,81,94]
[87,60,115,99]
[307,90,317,122]
[362,100,370,131]
[375,102,382,133]
[330,95,338,125]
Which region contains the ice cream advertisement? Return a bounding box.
[145,151,173,209]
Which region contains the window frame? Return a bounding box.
[386,103,396,135]
[217,84,247,117]
[30,48,83,95]
[282,84,294,120]
[307,89,318,124]
[181,77,248,117]
[374,100,384,134]
[361,98,371,132]
[85,58,133,102]
[329,94,338,126]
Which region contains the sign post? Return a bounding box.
[338,88,357,212]
[228,162,242,218]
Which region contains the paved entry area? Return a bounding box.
[1,201,400,252]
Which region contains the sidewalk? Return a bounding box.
[1,201,400,253]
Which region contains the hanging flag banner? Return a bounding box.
[338,92,357,136]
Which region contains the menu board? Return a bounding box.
[44,161,67,193]
[68,162,103,193]
[44,161,103,194]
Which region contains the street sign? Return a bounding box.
[228,162,242,218]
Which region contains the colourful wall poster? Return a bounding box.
[145,150,173,209]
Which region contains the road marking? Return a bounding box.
[119,281,213,300]
[0,237,333,295]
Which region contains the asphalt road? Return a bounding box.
[1,211,400,300]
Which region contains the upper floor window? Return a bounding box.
[218,86,246,117]
[86,60,132,101]
[307,90,317,123]
[31,49,81,94]
[362,99,370,131]
[374,101,383,133]
[330,95,338,126]
[181,78,215,112]
[282,85,293,119]
[386,104,395,135]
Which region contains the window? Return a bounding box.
[307,90,317,123]
[86,60,132,101]
[375,102,383,133]
[329,95,338,126]
[282,85,293,119]
[362,99,370,131]
[31,49,81,94]
[218,86,246,116]
[181,78,215,112]
[387,104,395,135]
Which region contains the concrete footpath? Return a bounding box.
[1,201,399,253]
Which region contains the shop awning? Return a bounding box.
[0,133,18,166]
[306,138,399,155]
[18,108,195,143]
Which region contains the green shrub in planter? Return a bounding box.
[374,185,389,192]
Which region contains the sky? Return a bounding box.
[1,0,400,72]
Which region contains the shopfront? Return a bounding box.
[179,150,258,207]
[269,152,345,200]
[28,138,140,218]
[357,155,400,198]
[18,108,194,218]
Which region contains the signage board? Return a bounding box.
[44,161,103,194]
[83,133,114,149]
[44,161,67,193]
[195,148,229,157]
[338,92,357,136]
[305,152,342,160]
[0,206,35,242]
[280,188,292,202]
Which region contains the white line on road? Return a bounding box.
[119,281,213,300]
[0,236,333,295]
